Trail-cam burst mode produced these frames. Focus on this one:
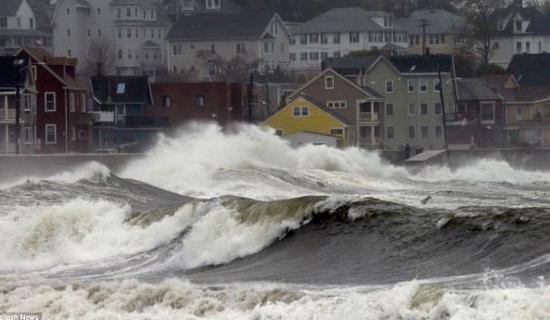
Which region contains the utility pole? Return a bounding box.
[418,18,432,54]
[14,59,22,155]
[437,63,449,155]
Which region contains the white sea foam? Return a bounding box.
[1,277,548,320]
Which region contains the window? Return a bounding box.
[116,105,125,116]
[23,127,32,144]
[66,8,70,15]
[321,52,328,60]
[275,129,283,136]
[0,17,7,28]
[333,51,341,58]
[481,102,495,123]
[434,80,441,92]
[300,52,308,61]
[81,93,87,112]
[67,49,72,57]
[71,126,76,141]
[333,33,340,44]
[162,95,171,108]
[116,8,121,18]
[421,126,428,139]
[116,83,126,94]
[515,21,522,33]
[408,79,415,92]
[330,128,344,136]
[17,17,21,27]
[211,44,216,54]
[385,80,394,93]
[126,7,131,17]
[69,92,75,112]
[237,43,246,54]
[309,34,319,43]
[79,130,86,140]
[98,29,102,36]
[420,79,428,92]
[292,106,309,117]
[408,103,416,116]
[309,52,319,60]
[206,0,221,9]
[31,66,37,81]
[387,126,394,139]
[325,76,334,89]
[172,44,182,56]
[435,102,442,115]
[127,49,132,59]
[409,126,415,138]
[386,103,393,116]
[45,92,55,112]
[517,107,523,121]
[293,106,300,117]
[45,124,56,144]
[195,95,205,108]
[289,53,296,61]
[300,34,307,45]
[516,41,522,53]
[97,8,101,15]
[350,32,359,43]
[421,103,428,115]
[67,28,71,36]
[118,49,123,60]
[435,126,442,138]
[301,107,309,117]
[23,94,31,111]
[327,101,347,109]
[526,41,531,53]
[321,33,328,44]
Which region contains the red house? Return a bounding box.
[15,48,91,153]
[148,82,247,128]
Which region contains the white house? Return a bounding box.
[490,3,550,68]
[288,8,409,73]
[0,0,51,54]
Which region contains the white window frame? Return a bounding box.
[79,129,86,140]
[480,102,496,124]
[44,92,56,112]
[325,76,334,90]
[386,103,393,116]
[420,103,428,115]
[386,126,394,139]
[23,127,32,144]
[45,124,57,144]
[419,79,428,93]
[327,100,347,109]
[408,103,416,116]
[385,80,394,93]
[330,128,344,136]
[23,94,31,111]
[421,126,429,139]
[407,79,415,93]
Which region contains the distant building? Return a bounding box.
[288,8,408,74]
[165,12,291,79]
[288,68,385,149]
[448,78,506,149]
[148,81,247,127]
[0,55,36,154]
[90,75,166,152]
[398,9,465,55]
[0,0,51,55]
[263,95,351,148]
[166,0,242,17]
[15,48,90,153]
[490,3,550,68]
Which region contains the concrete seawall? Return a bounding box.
[0,154,145,182]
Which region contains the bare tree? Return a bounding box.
[453,0,505,66]
[83,38,117,76]
[196,50,260,82]
[524,0,550,13]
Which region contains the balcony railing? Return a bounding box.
[0,109,16,123]
[90,111,115,123]
[445,112,479,125]
[359,112,380,122]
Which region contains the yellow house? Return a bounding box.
[263,94,351,147]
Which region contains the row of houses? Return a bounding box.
[2,0,545,80]
[262,52,550,160]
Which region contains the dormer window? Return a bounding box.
[497,21,504,30]
[206,0,221,9]
[515,21,523,33]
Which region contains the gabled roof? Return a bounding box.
[167,0,242,15]
[323,56,379,76]
[166,12,276,41]
[289,68,383,101]
[291,7,390,34]
[494,5,550,37]
[507,53,550,87]
[388,54,453,73]
[288,94,352,126]
[0,0,23,17]
[91,76,152,104]
[397,9,464,35]
[0,56,29,88]
[456,78,502,101]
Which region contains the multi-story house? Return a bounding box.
[0,55,36,154]
[447,78,506,148]
[484,74,550,147]
[288,8,408,74]
[166,12,291,79]
[288,68,385,149]
[0,0,51,55]
[166,0,242,17]
[490,3,550,68]
[398,9,465,55]
[15,48,90,153]
[90,75,166,152]
[148,81,247,126]
[355,54,456,157]
[110,0,171,77]
[52,0,171,77]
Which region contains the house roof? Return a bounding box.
[91,76,152,104]
[456,78,501,101]
[166,0,242,15]
[0,0,22,17]
[0,56,28,88]
[388,54,453,73]
[323,56,379,75]
[291,7,390,34]
[166,12,275,41]
[291,93,353,126]
[397,9,464,35]
[507,53,550,87]
[494,5,550,37]
[483,74,550,102]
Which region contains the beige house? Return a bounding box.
[166,12,291,79]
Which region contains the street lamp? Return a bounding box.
[13,58,26,155]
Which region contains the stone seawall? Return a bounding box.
[0,154,145,182]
